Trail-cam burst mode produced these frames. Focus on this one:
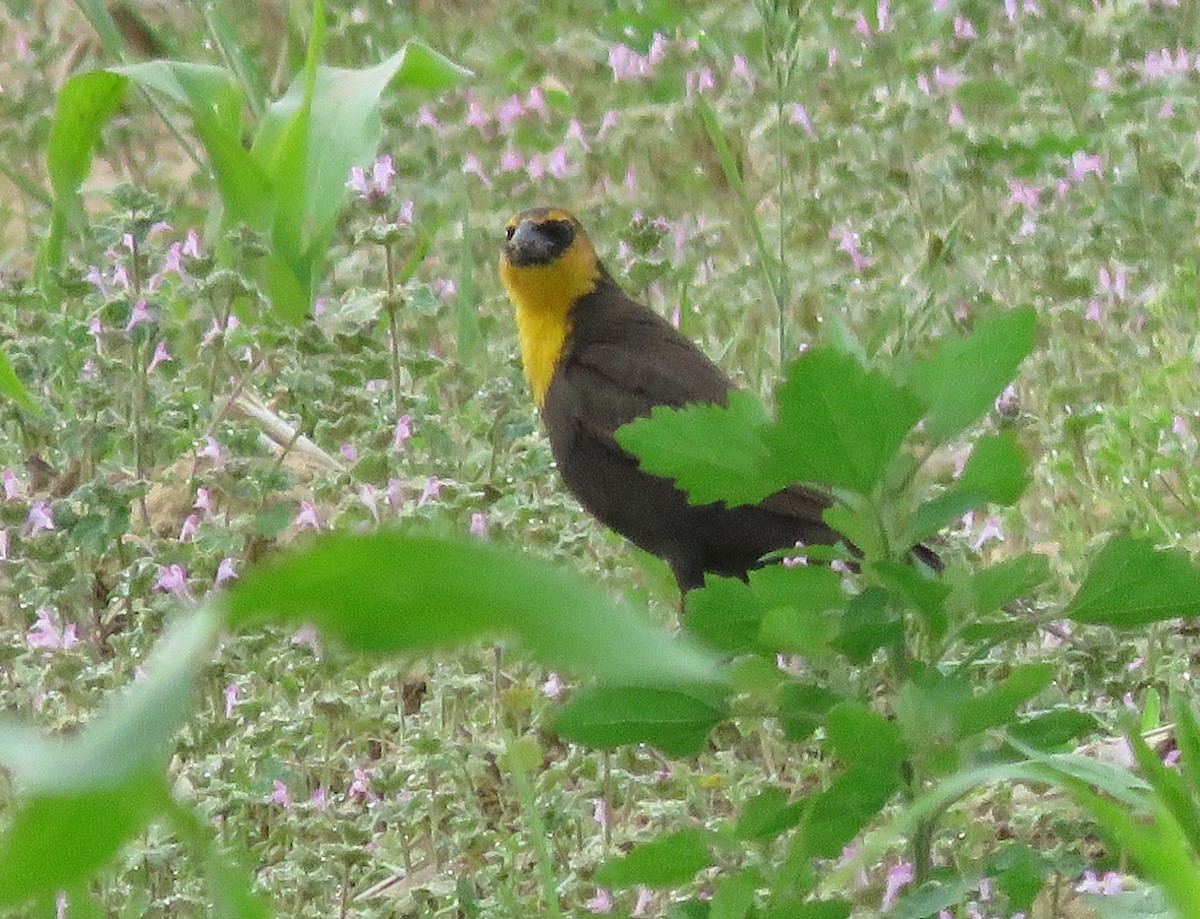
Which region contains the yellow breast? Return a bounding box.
[499,242,599,408]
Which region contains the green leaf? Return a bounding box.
[954,664,1054,739]
[684,575,765,655]
[801,763,900,859]
[0,609,221,906]
[1006,710,1099,751]
[777,683,844,743]
[227,532,720,686]
[956,553,1051,616]
[762,900,851,919]
[754,564,848,656]
[1065,536,1200,627]
[595,829,714,888]
[873,561,949,639]
[904,308,1036,443]
[1171,696,1200,800]
[987,843,1048,913]
[911,433,1029,542]
[710,868,761,919]
[825,702,907,769]
[616,391,776,506]
[41,70,129,272]
[767,349,923,494]
[736,787,805,842]
[892,877,971,919]
[0,345,35,412]
[554,684,728,757]
[831,587,902,664]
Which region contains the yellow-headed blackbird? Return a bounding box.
[499,206,853,593]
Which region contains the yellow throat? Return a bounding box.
[499,226,600,408]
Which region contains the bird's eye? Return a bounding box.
[505,225,516,241]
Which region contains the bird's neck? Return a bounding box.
[500,251,604,408]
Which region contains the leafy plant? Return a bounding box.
[38,1,469,320]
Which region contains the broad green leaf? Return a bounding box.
[754,564,847,656]
[874,560,949,638]
[595,829,714,888]
[825,702,907,769]
[800,763,900,859]
[1065,536,1200,627]
[111,61,243,136]
[554,684,729,757]
[0,772,168,907]
[1128,730,1200,857]
[987,843,1049,914]
[777,683,845,743]
[954,664,1055,739]
[227,531,720,686]
[736,787,805,842]
[684,574,765,655]
[831,587,902,664]
[892,877,971,919]
[956,553,1051,616]
[1006,710,1099,751]
[768,349,923,494]
[42,70,129,271]
[904,308,1036,443]
[0,346,35,412]
[0,609,221,906]
[1171,696,1200,800]
[616,391,776,506]
[762,900,851,919]
[710,868,761,919]
[911,432,1029,542]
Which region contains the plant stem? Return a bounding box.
[384,243,402,421]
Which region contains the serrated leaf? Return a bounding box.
[965,553,1051,614]
[767,349,923,494]
[904,308,1036,443]
[777,683,845,743]
[684,575,765,655]
[1065,536,1200,627]
[227,531,720,686]
[554,684,728,757]
[826,702,907,769]
[874,561,949,638]
[616,391,778,506]
[736,787,804,842]
[831,587,902,664]
[954,664,1054,739]
[801,764,900,859]
[709,868,761,919]
[911,432,1029,542]
[595,829,714,888]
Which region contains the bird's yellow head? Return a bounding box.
[499,207,602,407]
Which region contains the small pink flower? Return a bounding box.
[525,86,550,121]
[730,54,753,88]
[197,435,223,467]
[397,199,415,226]
[0,529,8,560]
[994,384,1018,413]
[1076,871,1124,895]
[224,683,240,717]
[1092,68,1113,90]
[788,103,816,138]
[565,118,591,151]
[214,557,237,586]
[783,540,808,567]
[156,563,191,599]
[125,299,152,332]
[179,514,199,542]
[311,786,329,809]
[461,154,493,187]
[147,340,172,373]
[592,798,608,828]
[394,414,413,448]
[194,487,212,514]
[387,478,404,512]
[882,862,914,910]
[27,608,76,650]
[183,228,202,259]
[541,672,564,699]
[831,227,873,272]
[1172,415,1189,436]
[290,624,320,650]
[496,94,525,134]
[547,146,571,179]
[432,278,457,300]
[267,780,291,806]
[851,10,872,36]
[954,15,976,38]
[1085,300,1103,322]
[933,66,962,90]
[418,476,441,506]
[416,105,443,134]
[685,66,716,97]
[1070,151,1103,181]
[469,511,487,538]
[295,500,321,531]
[947,103,965,127]
[1008,181,1040,209]
[596,109,619,140]
[585,888,613,914]
[4,468,22,500]
[972,516,1004,550]
[340,443,358,464]
[632,888,654,917]
[25,500,55,535]
[349,768,374,801]
[465,99,491,138]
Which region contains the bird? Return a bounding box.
[497,205,868,594]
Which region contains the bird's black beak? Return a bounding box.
[504,220,554,266]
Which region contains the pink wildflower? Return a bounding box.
[294,500,321,531]
[25,500,55,535]
[215,557,237,586]
[155,563,191,599]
